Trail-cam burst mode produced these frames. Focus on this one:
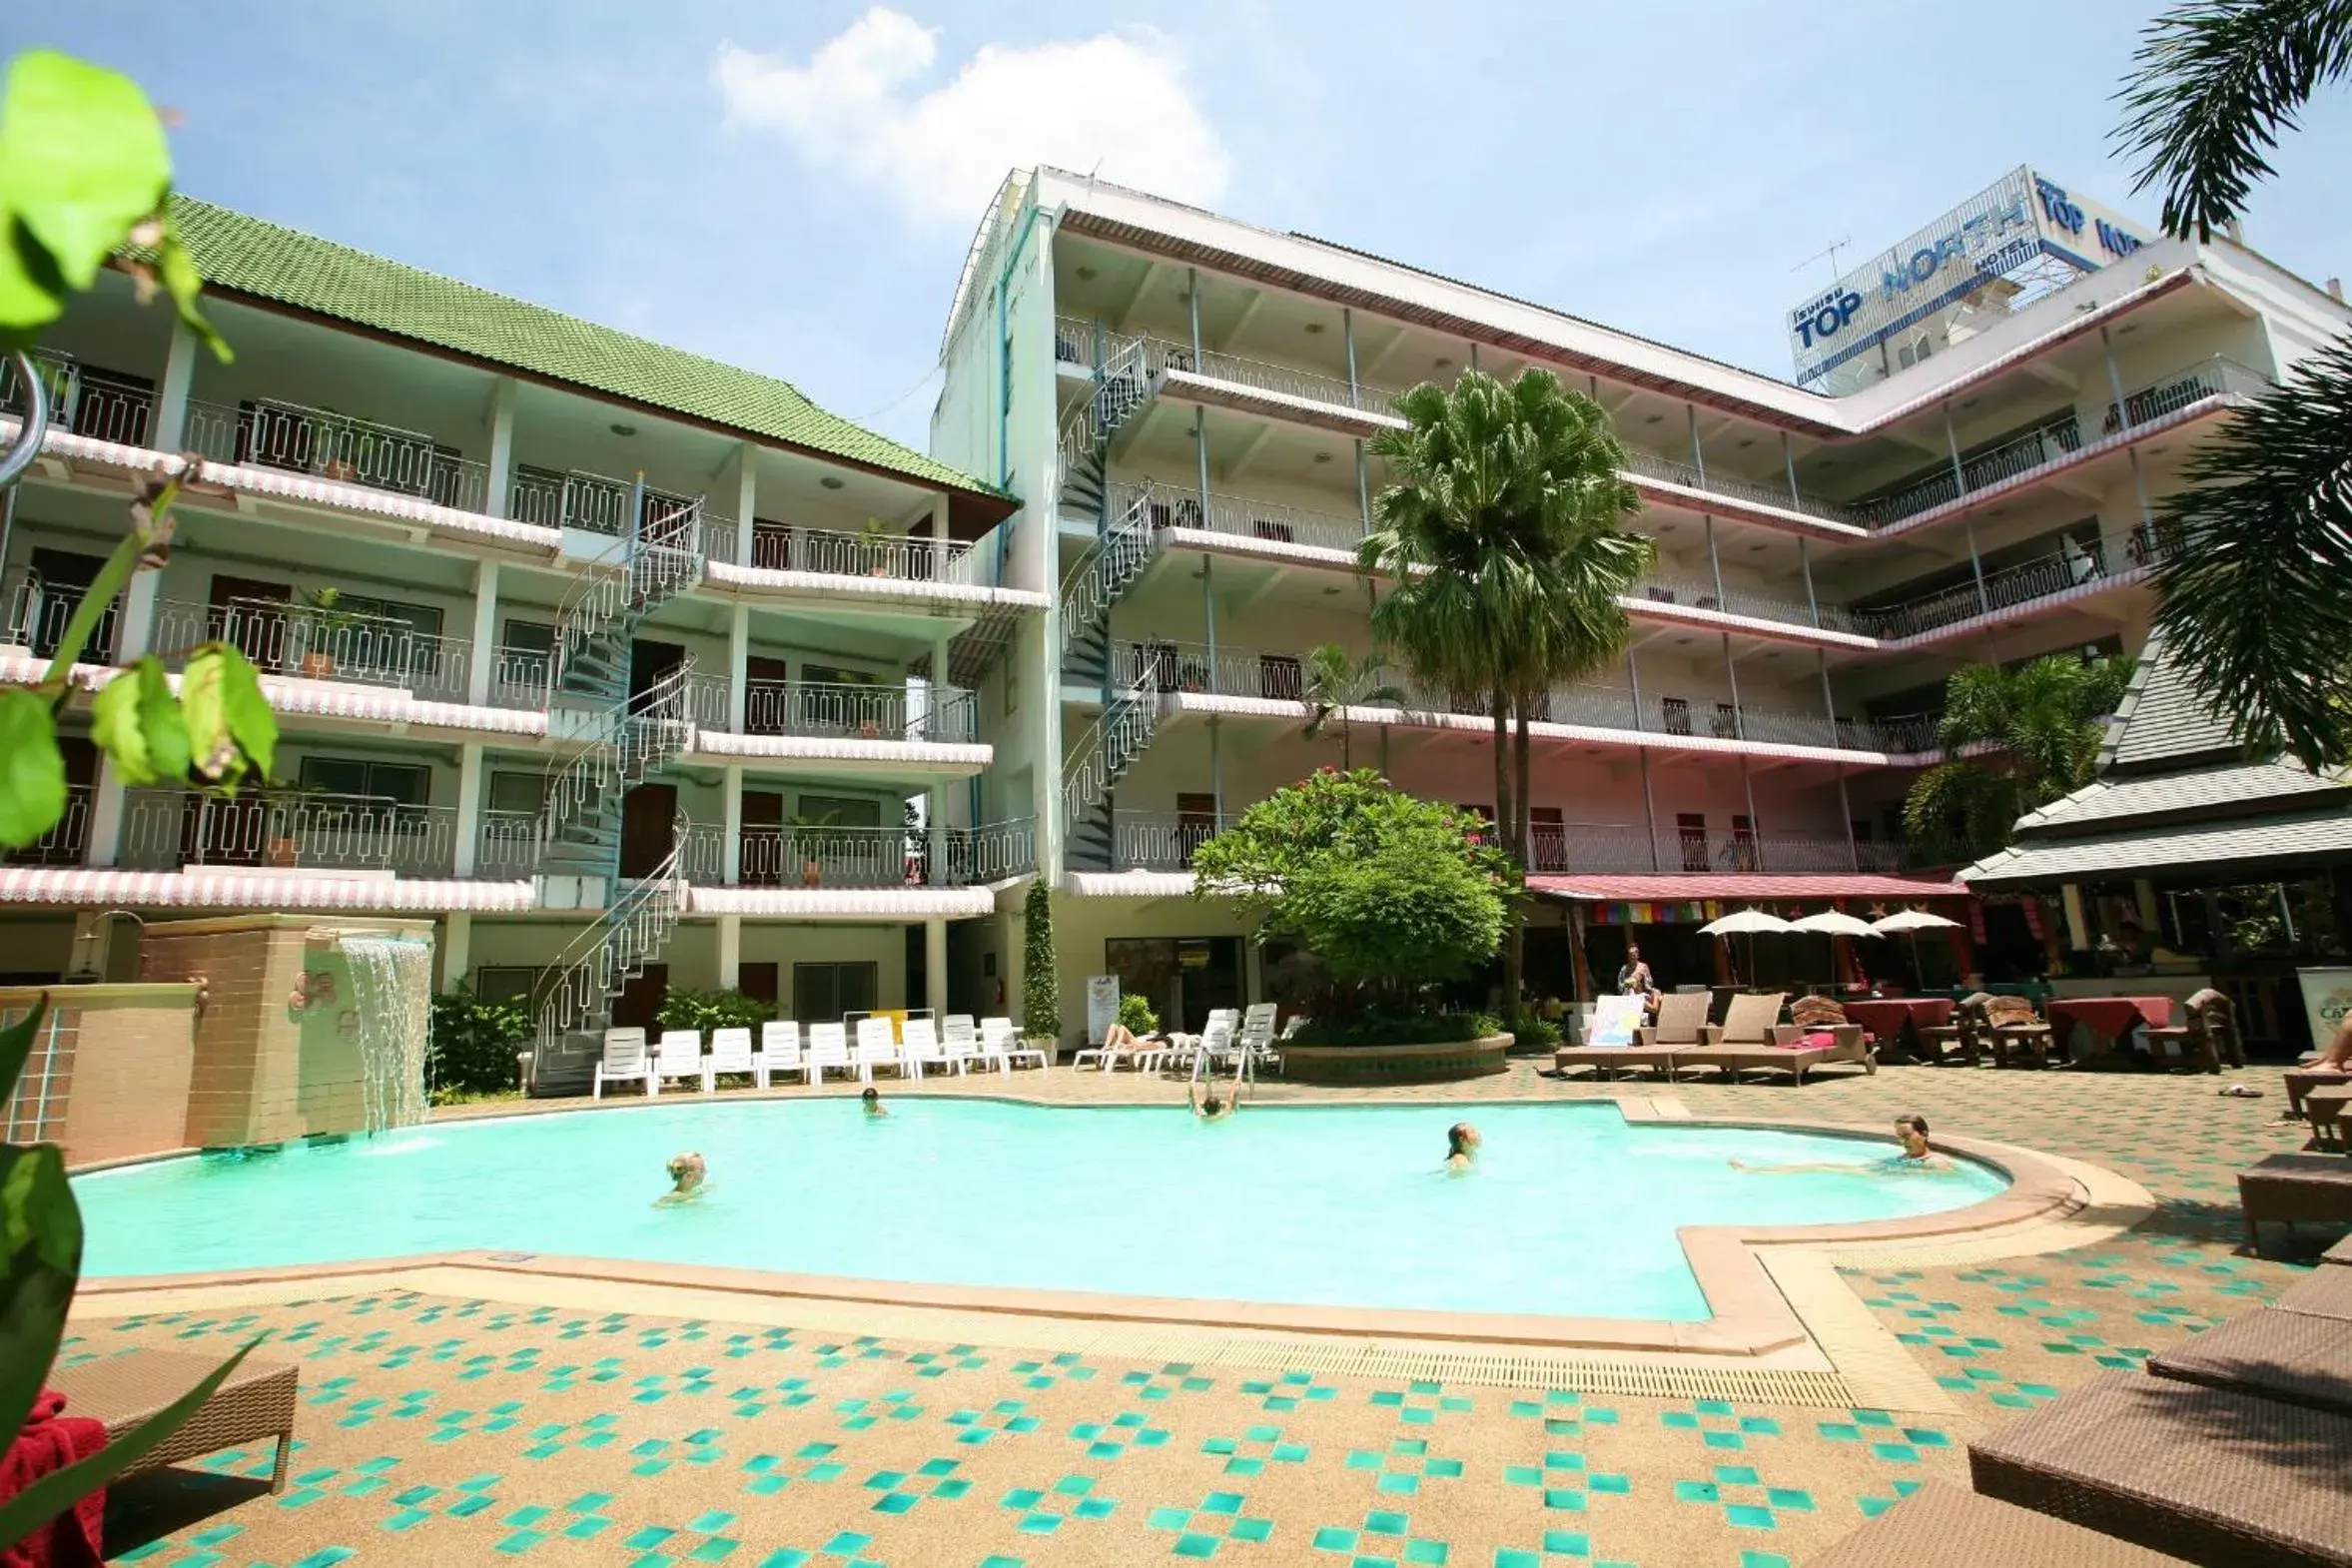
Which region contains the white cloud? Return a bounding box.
[713,9,1231,227]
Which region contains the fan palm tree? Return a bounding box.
[1299,643,1405,770]
[1902,654,2136,864]
[1360,368,1652,1011]
[2114,0,2352,769]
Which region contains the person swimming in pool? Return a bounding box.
[1729,1115,1949,1176]
[653,1151,710,1206]
[862,1087,889,1118]
[1188,1078,1232,1122]
[1444,1122,1481,1175]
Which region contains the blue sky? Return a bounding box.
[12,2,2352,454]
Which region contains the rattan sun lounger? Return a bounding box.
[1968,1367,2352,1566]
[48,1348,299,1491]
[2146,1305,2352,1415]
[1809,1479,2190,1566]
[2237,1153,2352,1254]
[1553,991,1708,1081]
[2279,1262,2352,1320]
[2326,1232,2352,1267]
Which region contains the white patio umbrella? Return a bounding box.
[1872,908,1963,987]
[1790,911,1882,937]
[1699,909,1792,987]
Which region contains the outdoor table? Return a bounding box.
[2048,995,2173,1065]
[1841,998,1956,1066]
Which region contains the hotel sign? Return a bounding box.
[1789,166,2153,388]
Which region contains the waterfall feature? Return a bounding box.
[343,934,432,1133]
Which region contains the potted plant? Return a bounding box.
[297,586,360,678]
[316,407,360,482]
[788,808,839,887]
[262,786,310,868]
[859,517,894,577]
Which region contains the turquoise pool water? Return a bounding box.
[73,1101,2005,1321]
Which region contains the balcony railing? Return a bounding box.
[0,349,157,447]
[1109,809,1231,870]
[475,810,547,878]
[696,515,984,586]
[1054,316,1096,366]
[1635,575,1863,636]
[1618,447,1861,529]
[182,397,492,511]
[686,818,1035,888]
[151,596,472,704]
[507,466,699,539]
[1528,825,1914,876]
[486,645,554,709]
[680,675,979,744]
[122,790,462,876]
[3,572,117,661]
[1109,480,1367,553]
[2,785,92,867]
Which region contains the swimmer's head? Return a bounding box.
[665,1152,706,1190]
[1448,1122,1480,1157]
[862,1087,879,1106]
[1895,1114,1929,1140]
[1202,1091,1224,1116]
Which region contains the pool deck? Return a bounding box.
[65,1061,2340,1567]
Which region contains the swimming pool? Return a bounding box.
[73,1101,2007,1322]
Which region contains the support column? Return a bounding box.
[1703,514,1726,605]
[1342,308,1358,400]
[1739,757,1764,871]
[717,914,741,991]
[1781,430,1802,508]
[84,765,127,868]
[727,603,749,734]
[927,784,946,885]
[466,559,500,706]
[1687,403,1707,487]
[930,492,952,581]
[2061,884,2090,951]
[1798,536,1821,628]
[453,743,484,877]
[152,319,199,451]
[1721,633,1745,739]
[483,378,516,518]
[1816,649,1841,744]
[439,912,471,994]
[734,442,758,566]
[1201,554,1216,670]
[2100,324,2129,432]
[1962,518,1990,613]
[1209,716,1224,821]
[1836,772,1859,869]
[2125,446,2157,561]
[1186,267,1202,363]
[933,633,954,737]
[721,764,743,884]
[1626,645,1648,731]
[1636,750,1662,872]
[1193,408,1211,523]
[924,917,948,1018]
[1355,439,1371,536]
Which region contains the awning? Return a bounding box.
[1527,873,1965,903]
[0,868,538,913]
[688,886,996,920]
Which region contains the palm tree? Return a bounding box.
[2114,0,2352,769]
[1902,654,2136,864]
[1299,643,1405,770]
[1361,368,1651,1012]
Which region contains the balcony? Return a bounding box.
[150,596,478,706]
[683,819,1036,888]
[1849,531,2163,642]
[1106,638,1940,755]
[680,675,979,744]
[1107,808,1230,870]
[119,790,488,878]
[697,515,987,587]
[1059,322,1402,421]
[1529,825,1915,876]
[2,785,92,868]
[1106,480,1366,554]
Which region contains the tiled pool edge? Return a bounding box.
[69,1095,2119,1378]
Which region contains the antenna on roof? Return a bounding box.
[1793,237,1853,286]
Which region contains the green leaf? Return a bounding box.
[150,210,228,363]
[0,998,43,1122]
[216,645,277,783]
[0,50,170,292]
[89,657,189,786]
[0,1140,82,1456]
[178,643,233,781]
[0,688,66,847]
[0,1336,263,1553]
[0,210,67,343]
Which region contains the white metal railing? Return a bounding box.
[487,644,553,709]
[1108,479,1366,553]
[1054,316,1096,365]
[1635,575,1860,635]
[703,817,1037,888]
[508,466,698,538]
[2,784,92,867]
[533,810,690,1078]
[679,674,979,743]
[3,571,115,660]
[475,810,546,878]
[1061,682,1160,828]
[1526,823,1913,876]
[0,349,157,447]
[1110,809,1231,870]
[1056,335,1152,500]
[181,396,491,511]
[1060,485,1162,662]
[150,595,470,702]
[122,789,459,876]
[739,522,976,582]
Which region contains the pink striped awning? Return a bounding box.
[0,868,536,913]
[688,886,994,919]
[1527,873,1965,903]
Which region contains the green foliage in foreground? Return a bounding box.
[425,985,530,1098]
[656,987,779,1035]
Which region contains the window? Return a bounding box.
[487,771,545,815]
[334,592,446,680]
[1712,702,1739,740]
[797,795,882,828]
[1662,696,1693,736]
[1676,812,1708,873]
[501,618,554,655]
[472,966,546,1005]
[1257,654,1302,702]
[793,961,877,1023]
[299,757,430,805]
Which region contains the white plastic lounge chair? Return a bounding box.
[981,1016,1050,1072]
[761,1021,805,1084]
[654,1029,709,1093]
[592,1028,655,1099]
[1194,1015,1237,1071]
[706,1027,769,1090]
[900,1018,952,1079]
[1075,1021,1151,1071]
[807,1022,853,1084]
[855,1016,907,1081]
[942,1014,993,1074]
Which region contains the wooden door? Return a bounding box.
[611,963,667,1033]
[741,790,784,885]
[629,638,688,700]
[1529,806,1564,871]
[739,963,779,1009]
[209,574,292,665]
[618,783,677,879]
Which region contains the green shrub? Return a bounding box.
[1022,879,1061,1041]
[656,987,776,1035]
[426,985,531,1098]
[1509,1017,1564,1052]
[1288,1011,1501,1047]
[1118,992,1160,1036]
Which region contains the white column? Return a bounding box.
[152,319,198,451]
[932,633,955,740]
[438,912,472,994]
[717,914,741,991]
[484,378,516,518]
[733,442,757,566]
[112,571,161,662]
[2061,884,2090,951]
[85,764,128,868]
[931,492,952,580]
[453,743,484,877]
[466,559,500,706]
[924,917,948,1017]
[727,603,749,734]
[721,764,743,884]
[926,784,946,884]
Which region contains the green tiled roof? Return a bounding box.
[158,195,1002,499]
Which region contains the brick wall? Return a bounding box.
[0,984,200,1167]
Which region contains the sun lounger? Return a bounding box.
[942,1014,994,1074]
[2146,1303,2352,1416]
[854,1016,907,1080]
[1676,993,1877,1085]
[980,1016,1050,1071]
[2326,1232,2352,1267]
[1553,991,1704,1081]
[1982,995,2056,1068]
[706,1027,768,1090]
[592,1027,655,1099]
[1809,1479,2189,1567]
[1968,1367,2352,1566]
[49,1349,302,1493]
[2238,1153,2352,1255]
[2304,1085,2351,1150]
[761,1021,804,1084]
[2287,1066,2352,1117]
[2279,1258,2352,1319]
[806,1022,854,1083]
[653,1029,708,1093]
[2144,988,2244,1073]
[900,1018,952,1078]
[1074,1030,1148,1071]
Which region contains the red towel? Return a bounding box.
[1,1389,108,1568]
